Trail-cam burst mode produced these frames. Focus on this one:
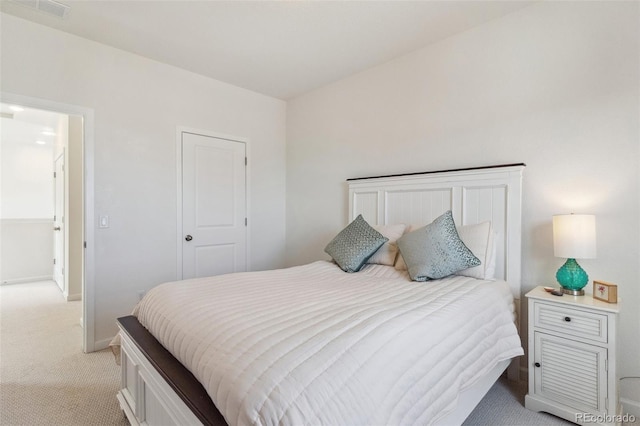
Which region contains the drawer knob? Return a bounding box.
[564,316,571,322]
[534,362,541,368]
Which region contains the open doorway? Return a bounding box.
[0,93,94,353]
[1,105,81,295]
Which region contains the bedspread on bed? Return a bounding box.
[134,261,523,426]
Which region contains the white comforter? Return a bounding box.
[134,261,523,426]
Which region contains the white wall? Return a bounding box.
[1,114,58,283]
[287,0,639,396]
[1,118,55,219]
[0,13,287,346]
[0,219,53,283]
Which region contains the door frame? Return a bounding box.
[53,150,65,293]
[175,126,250,280]
[1,92,96,353]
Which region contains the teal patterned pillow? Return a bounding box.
[325,215,389,273]
[397,210,480,281]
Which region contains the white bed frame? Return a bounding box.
[348,163,525,424]
[348,164,524,301]
[117,164,525,426]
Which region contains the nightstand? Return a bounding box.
[525,286,621,425]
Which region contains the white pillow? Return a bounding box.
[484,230,498,280]
[367,224,407,266]
[395,221,496,280]
[394,224,415,271]
[455,221,493,279]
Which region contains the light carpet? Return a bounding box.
[464,375,570,425]
[0,280,577,426]
[0,281,127,426]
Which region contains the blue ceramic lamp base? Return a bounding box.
[556,258,588,296]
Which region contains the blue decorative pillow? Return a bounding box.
[325,215,389,273]
[397,210,481,281]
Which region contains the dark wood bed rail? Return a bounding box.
[117,315,227,426]
[346,162,526,181]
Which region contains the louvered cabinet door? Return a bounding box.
[533,332,607,416]
[525,287,620,426]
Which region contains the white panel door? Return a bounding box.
[53,153,65,291]
[182,132,246,279]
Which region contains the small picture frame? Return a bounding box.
[593,280,618,303]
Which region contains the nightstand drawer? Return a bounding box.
[533,302,608,343]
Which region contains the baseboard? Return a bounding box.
[1,275,53,285]
[94,336,115,351]
[621,378,640,418]
[621,396,640,418]
[65,293,81,301]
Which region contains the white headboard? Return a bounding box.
[347,164,525,300]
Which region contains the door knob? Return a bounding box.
[54,227,61,231]
[185,235,193,241]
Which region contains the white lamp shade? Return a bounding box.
[553,214,596,259]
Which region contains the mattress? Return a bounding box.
[134,261,523,426]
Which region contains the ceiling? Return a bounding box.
[0,103,65,149]
[1,1,536,100]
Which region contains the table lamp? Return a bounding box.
[552,214,596,295]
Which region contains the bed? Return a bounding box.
[116,163,526,426]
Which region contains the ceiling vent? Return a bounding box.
[10,0,70,19]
